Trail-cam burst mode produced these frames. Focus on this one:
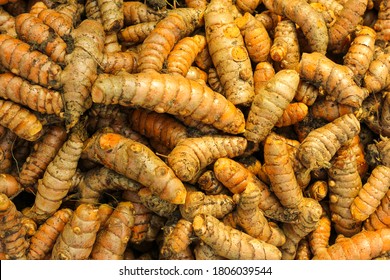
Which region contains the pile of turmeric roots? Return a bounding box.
[1,0,390,260]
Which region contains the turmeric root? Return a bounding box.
[0,173,21,198]
[235,12,271,64]
[96,0,123,33]
[0,194,28,260]
[253,61,275,95]
[234,181,286,247]
[308,211,332,256]
[81,129,186,205]
[263,0,328,54]
[15,12,68,64]
[160,218,193,259]
[128,108,189,151]
[0,99,43,142]
[118,21,157,46]
[0,72,63,116]
[280,198,323,259]
[270,18,300,70]
[297,113,360,170]
[343,25,376,84]
[327,0,368,53]
[309,98,355,122]
[51,203,100,260]
[77,166,142,205]
[244,69,299,143]
[328,144,363,237]
[34,5,74,39]
[0,127,16,174]
[167,135,247,182]
[136,7,204,73]
[350,165,390,222]
[166,34,207,76]
[213,157,295,222]
[100,50,138,74]
[312,228,390,259]
[180,190,235,221]
[91,71,246,135]
[363,46,390,94]
[263,132,304,209]
[137,187,178,218]
[305,180,328,201]
[205,0,254,106]
[60,19,105,131]
[27,208,73,260]
[364,188,390,230]
[275,102,308,127]
[197,170,227,195]
[192,214,282,260]
[235,0,262,14]
[121,190,154,244]
[25,123,88,223]
[298,52,368,108]
[0,34,62,89]
[91,201,134,260]
[18,125,67,190]
[0,6,17,38]
[374,0,390,44]
[122,1,167,25]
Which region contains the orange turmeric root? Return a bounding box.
[0,193,29,260]
[27,208,73,260]
[81,129,186,205]
[91,71,246,135]
[0,34,62,89]
[312,228,390,259]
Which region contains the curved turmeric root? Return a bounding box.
[312,228,390,259]
[82,129,186,205]
[0,99,43,142]
[91,72,246,135]
[193,214,282,260]
[167,135,247,182]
